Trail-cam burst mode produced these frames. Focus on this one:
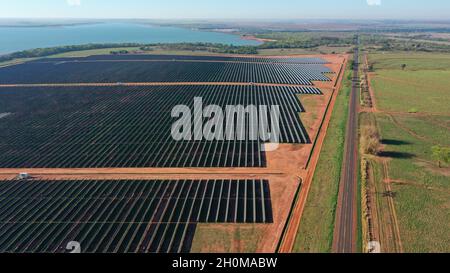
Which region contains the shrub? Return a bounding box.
[361,125,381,155]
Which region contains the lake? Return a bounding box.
[0,22,260,55]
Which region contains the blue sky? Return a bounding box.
[0,0,449,20]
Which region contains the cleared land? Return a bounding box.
[365,52,450,252]
[0,54,347,253]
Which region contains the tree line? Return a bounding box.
[0,42,258,63]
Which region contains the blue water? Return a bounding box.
[0,22,260,55]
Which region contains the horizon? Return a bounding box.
[2,18,450,22]
[1,0,449,20]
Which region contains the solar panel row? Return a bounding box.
[35,54,330,64]
[0,179,272,253]
[0,85,317,168]
[0,59,331,85]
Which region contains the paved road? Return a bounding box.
[333,35,360,253]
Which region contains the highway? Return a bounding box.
[333,35,360,253]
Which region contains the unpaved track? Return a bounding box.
[382,160,404,253]
[387,114,439,144]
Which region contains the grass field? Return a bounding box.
[375,113,450,252]
[47,47,141,58]
[48,47,242,58]
[367,52,450,252]
[0,48,141,67]
[369,53,450,114]
[369,53,450,71]
[371,70,450,114]
[0,47,235,67]
[0,57,38,68]
[258,46,352,56]
[292,69,352,253]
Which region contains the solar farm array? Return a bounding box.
[0,59,331,85]
[0,85,321,168]
[0,54,332,253]
[0,179,272,253]
[41,54,330,64]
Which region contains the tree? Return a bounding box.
[401,64,407,70]
[431,145,450,168]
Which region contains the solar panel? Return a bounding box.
[0,85,320,168]
[0,179,273,253]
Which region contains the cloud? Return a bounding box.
[367,0,381,6]
[67,0,81,6]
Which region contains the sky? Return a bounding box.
[0,0,449,20]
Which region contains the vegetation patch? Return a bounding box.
[374,113,450,252]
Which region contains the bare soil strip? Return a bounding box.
[381,160,404,253]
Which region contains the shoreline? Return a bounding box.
[240,34,276,43]
[0,22,103,28]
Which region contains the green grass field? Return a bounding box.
[370,52,450,71]
[369,53,450,114]
[258,46,351,56]
[368,52,450,252]
[376,113,450,252]
[292,69,352,253]
[46,47,141,58]
[371,70,450,114]
[48,47,240,58]
[0,47,237,67]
